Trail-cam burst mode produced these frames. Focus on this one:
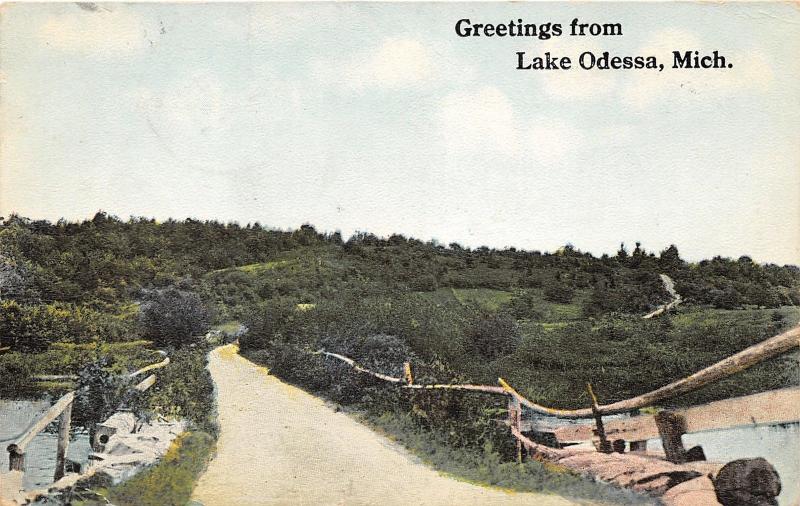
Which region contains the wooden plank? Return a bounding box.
[550,387,800,443]
[31,375,78,382]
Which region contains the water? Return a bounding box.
[0,399,92,490]
[523,411,799,504]
[648,423,800,506]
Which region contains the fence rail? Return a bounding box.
[318,324,800,418]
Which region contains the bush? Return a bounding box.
[138,287,210,348]
[543,282,575,304]
[465,310,521,360]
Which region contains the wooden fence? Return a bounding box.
[317,324,800,505]
[5,352,169,485]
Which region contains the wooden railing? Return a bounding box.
[6,392,74,481]
[5,353,167,486]
[316,324,800,504]
[317,324,800,419]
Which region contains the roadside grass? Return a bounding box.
[235,259,295,274]
[77,431,215,506]
[211,320,242,335]
[359,410,656,505]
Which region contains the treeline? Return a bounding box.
[2,212,798,350]
[4,213,797,311]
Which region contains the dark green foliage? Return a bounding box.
[464,309,521,360]
[543,281,575,304]
[143,346,217,432]
[73,357,133,431]
[138,287,211,348]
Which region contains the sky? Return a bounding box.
[1,2,799,264]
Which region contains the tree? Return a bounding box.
[659,244,683,271]
[138,287,210,348]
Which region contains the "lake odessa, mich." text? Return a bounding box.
[454,18,733,72]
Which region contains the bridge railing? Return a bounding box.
[5,352,169,485]
[6,392,74,482]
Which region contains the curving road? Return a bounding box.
[191,345,581,506]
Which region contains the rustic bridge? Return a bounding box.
[2,351,170,501]
[317,324,800,505]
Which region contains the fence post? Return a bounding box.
[508,397,523,463]
[403,362,413,385]
[587,383,611,453]
[7,444,24,472]
[53,400,73,481]
[654,410,688,463]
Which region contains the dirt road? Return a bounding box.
[191,345,579,506]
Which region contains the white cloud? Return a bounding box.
[437,86,519,156]
[436,86,591,163]
[526,120,586,163]
[37,5,146,54]
[624,29,774,109]
[245,4,337,43]
[340,37,435,90]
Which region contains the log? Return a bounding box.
[7,392,74,473]
[316,350,507,394]
[31,375,78,382]
[129,351,169,378]
[505,324,800,418]
[133,374,157,392]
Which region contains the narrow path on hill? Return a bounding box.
[643,274,682,319]
[191,345,581,506]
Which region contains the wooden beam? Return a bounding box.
[31,375,78,382]
[314,324,800,419]
[129,351,169,378]
[315,350,507,394]
[547,387,800,443]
